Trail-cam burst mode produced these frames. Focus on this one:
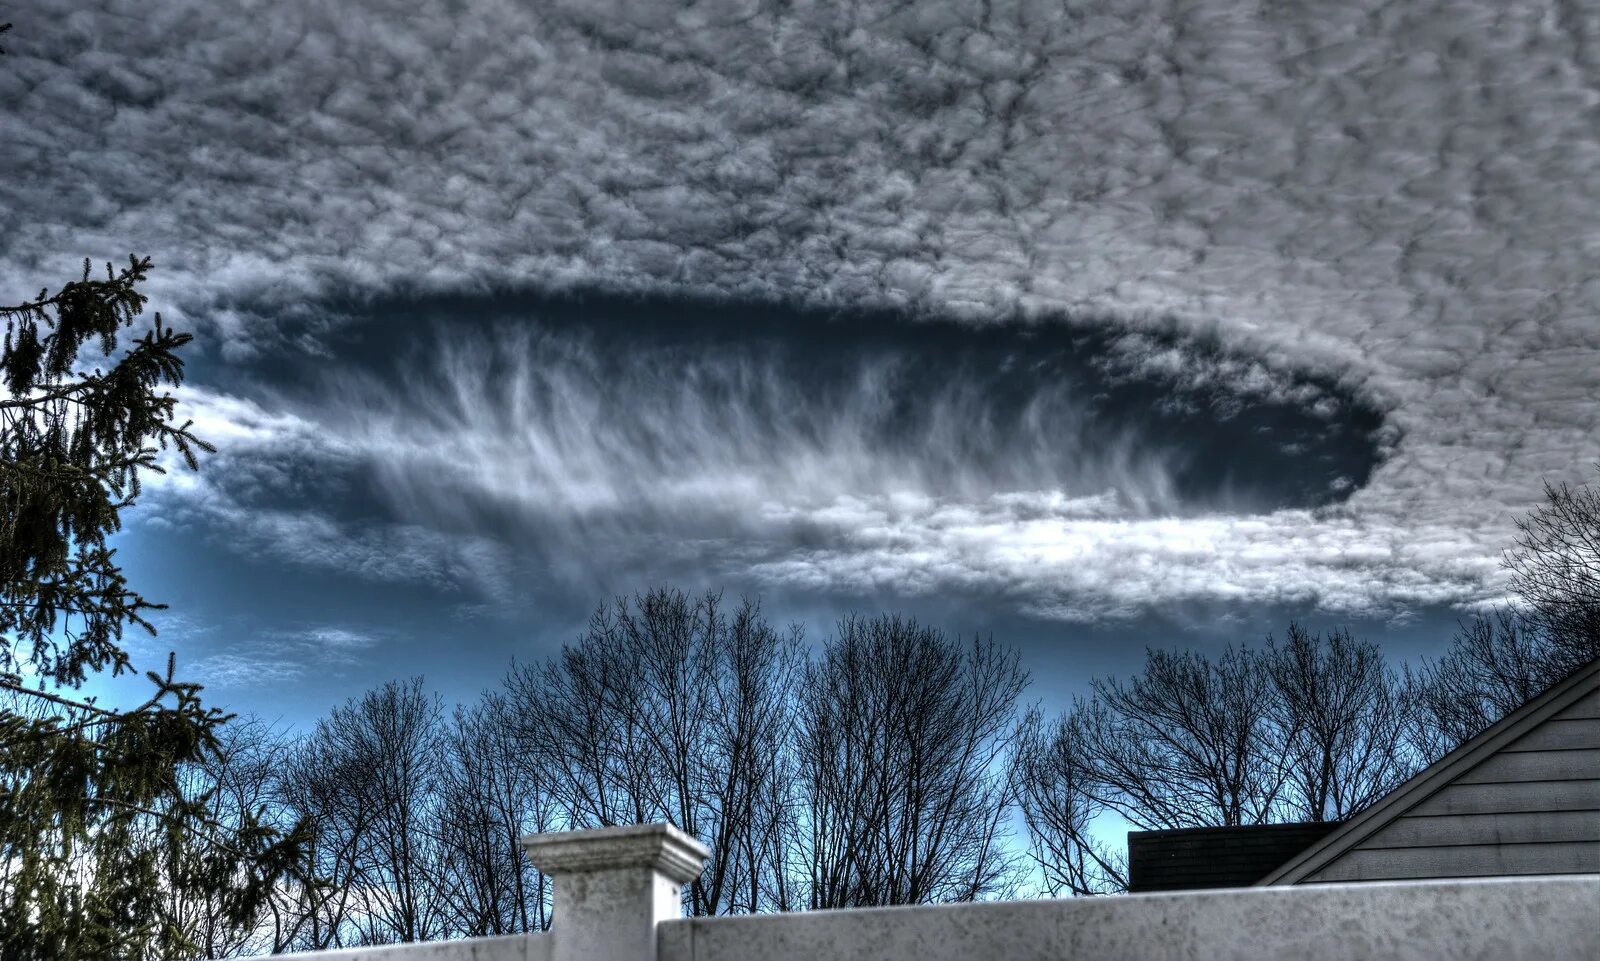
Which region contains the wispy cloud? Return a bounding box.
[187,652,304,688]
[184,624,388,690]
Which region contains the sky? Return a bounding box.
[2,0,1596,725]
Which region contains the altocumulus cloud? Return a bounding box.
[2,0,1596,622]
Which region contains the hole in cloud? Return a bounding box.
[192,291,1390,597]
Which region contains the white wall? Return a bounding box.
[248,825,1598,961]
[271,932,548,961]
[658,877,1599,961]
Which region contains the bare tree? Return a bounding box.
[1504,468,1600,666]
[1082,646,1287,829]
[504,589,801,916]
[1010,705,1127,896]
[748,709,802,912]
[1265,624,1414,821]
[279,678,448,946]
[1015,630,1416,895]
[273,735,372,951]
[1406,609,1569,762]
[700,600,803,913]
[795,615,1027,908]
[166,716,303,958]
[508,619,655,830]
[434,695,552,937]
[1407,472,1600,761]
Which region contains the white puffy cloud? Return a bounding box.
[5,0,1596,621]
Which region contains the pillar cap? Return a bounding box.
[522,822,710,884]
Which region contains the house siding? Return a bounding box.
[1302,681,1600,882]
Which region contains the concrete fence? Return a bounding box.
[274,823,1599,961]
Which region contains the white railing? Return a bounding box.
[270,823,1599,961]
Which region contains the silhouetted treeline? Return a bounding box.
[181,595,1031,952]
[155,583,1595,954]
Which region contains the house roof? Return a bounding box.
[1257,655,1600,885]
[1126,821,1344,891]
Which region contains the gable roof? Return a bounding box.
[1258,655,1600,885]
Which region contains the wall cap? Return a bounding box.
[523,822,710,884]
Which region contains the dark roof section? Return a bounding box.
[1127,822,1345,892]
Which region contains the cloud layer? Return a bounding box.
[4,0,1597,621]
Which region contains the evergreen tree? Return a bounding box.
[0,257,307,958]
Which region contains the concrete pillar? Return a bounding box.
[523,823,710,961]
